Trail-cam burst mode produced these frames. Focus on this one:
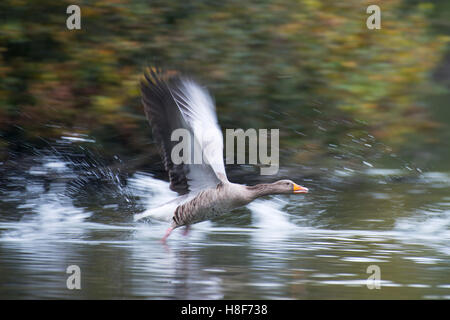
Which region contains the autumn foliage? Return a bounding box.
[0,0,447,164]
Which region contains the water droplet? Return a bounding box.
[363,161,373,168]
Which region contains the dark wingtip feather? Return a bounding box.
[140,66,190,195]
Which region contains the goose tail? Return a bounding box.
[134,201,177,222]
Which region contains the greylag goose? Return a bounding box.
[134,68,309,241]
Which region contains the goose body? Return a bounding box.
[135,183,250,225]
[134,68,308,241]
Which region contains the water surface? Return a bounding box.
[0,150,449,299]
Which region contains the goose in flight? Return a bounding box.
[134,68,308,242]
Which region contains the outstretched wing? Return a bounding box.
[141,68,227,195]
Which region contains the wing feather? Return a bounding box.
[141,68,227,195]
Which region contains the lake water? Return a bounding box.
[0,148,449,299]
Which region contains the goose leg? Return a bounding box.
[182,225,190,236]
[161,226,173,243]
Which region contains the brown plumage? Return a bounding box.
[135,68,309,242]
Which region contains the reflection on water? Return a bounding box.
[0,150,449,299]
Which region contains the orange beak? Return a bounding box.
[293,183,309,194]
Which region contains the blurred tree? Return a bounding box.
[0,0,447,166]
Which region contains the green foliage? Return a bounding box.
[0,0,447,163]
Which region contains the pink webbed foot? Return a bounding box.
[161,226,173,244]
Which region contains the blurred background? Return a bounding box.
[0,0,449,299]
[0,0,448,171]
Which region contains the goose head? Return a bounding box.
[246,179,309,199]
[269,179,309,195]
